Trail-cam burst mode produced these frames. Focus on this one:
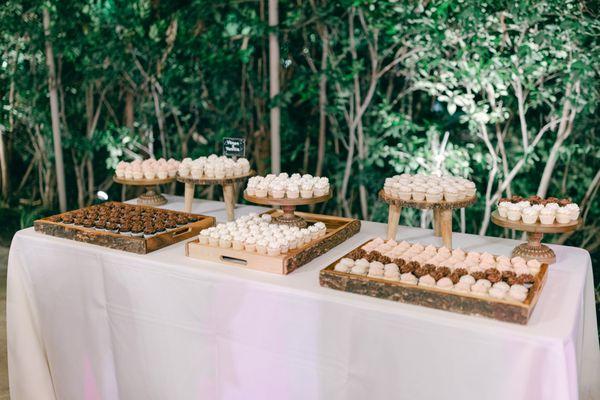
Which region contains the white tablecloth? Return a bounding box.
[7,196,600,400]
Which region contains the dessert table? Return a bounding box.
[7,195,600,400]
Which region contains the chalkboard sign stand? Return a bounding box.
[177,171,255,221]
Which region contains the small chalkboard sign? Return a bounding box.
[223,137,246,158]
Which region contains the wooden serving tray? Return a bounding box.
[319,241,548,324]
[34,202,215,254]
[186,210,361,274]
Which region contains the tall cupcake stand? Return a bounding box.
[177,171,255,221]
[243,190,333,228]
[379,190,477,248]
[491,211,581,264]
[113,176,175,206]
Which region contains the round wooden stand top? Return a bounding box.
[243,190,333,207]
[176,170,255,186]
[491,211,581,233]
[113,176,175,186]
[378,189,477,210]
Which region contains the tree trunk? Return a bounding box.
[268,0,281,173]
[124,90,134,130]
[315,25,328,177]
[43,7,67,212]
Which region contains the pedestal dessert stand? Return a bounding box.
[177,171,255,221]
[243,190,333,228]
[491,211,581,264]
[379,190,477,249]
[113,176,175,206]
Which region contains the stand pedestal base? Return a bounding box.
[511,232,556,264]
[137,188,168,206]
[273,205,308,228]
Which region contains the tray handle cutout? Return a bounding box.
[172,226,192,237]
[220,255,248,266]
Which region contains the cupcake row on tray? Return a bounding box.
[383,173,476,202]
[47,203,199,238]
[115,158,180,180]
[333,237,542,302]
[177,155,251,179]
[497,198,579,224]
[246,173,330,199]
[197,213,327,256]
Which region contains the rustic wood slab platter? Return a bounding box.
[186,209,360,274]
[319,241,548,324]
[34,201,215,254]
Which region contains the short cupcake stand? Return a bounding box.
[177,171,255,221]
[491,211,581,264]
[113,176,175,206]
[243,190,333,228]
[379,190,477,248]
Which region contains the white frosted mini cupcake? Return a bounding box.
[300,182,314,199]
[397,185,412,201]
[555,207,571,224]
[255,183,268,198]
[521,207,538,224]
[443,186,460,202]
[244,236,257,252]
[497,201,509,218]
[411,185,426,201]
[198,230,210,245]
[425,187,443,202]
[539,208,555,225]
[506,203,521,221]
[565,203,580,221]
[267,241,281,256]
[287,184,300,199]
[271,182,286,199]
[256,239,268,255]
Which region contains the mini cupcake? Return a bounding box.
[191,164,203,179]
[132,170,144,180]
[279,240,289,254]
[411,185,427,201]
[178,164,190,177]
[397,184,412,201]
[287,184,300,199]
[463,181,476,197]
[214,165,226,179]
[300,182,314,199]
[521,207,538,224]
[555,207,571,224]
[219,234,232,248]
[157,166,168,180]
[443,186,460,202]
[506,203,522,221]
[539,208,555,225]
[256,239,268,255]
[314,182,329,197]
[267,240,280,256]
[204,165,216,178]
[254,183,268,198]
[271,182,286,199]
[497,201,509,218]
[209,232,220,247]
[565,203,580,221]
[232,234,245,250]
[143,226,156,238]
[199,230,211,245]
[244,236,257,252]
[130,224,143,237]
[425,187,443,202]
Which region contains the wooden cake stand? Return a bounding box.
[243,190,333,228]
[491,211,581,264]
[177,171,255,221]
[113,176,175,206]
[379,190,476,249]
